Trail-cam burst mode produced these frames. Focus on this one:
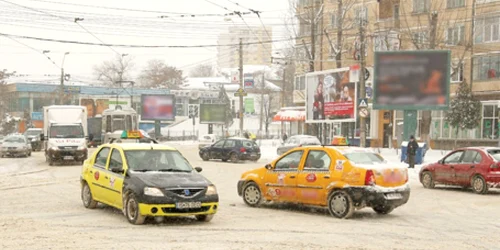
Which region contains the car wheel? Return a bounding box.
[48,158,54,166]
[201,152,210,161]
[195,214,214,222]
[471,175,488,194]
[327,190,354,219]
[242,182,262,207]
[81,182,98,209]
[372,205,394,215]
[125,193,146,225]
[421,171,435,189]
[230,153,239,163]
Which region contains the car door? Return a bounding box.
[263,150,305,203]
[88,147,111,202]
[296,149,333,206]
[210,139,226,159]
[222,139,236,159]
[105,148,126,208]
[435,150,464,184]
[454,149,482,185]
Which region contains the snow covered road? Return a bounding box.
[0,143,499,250]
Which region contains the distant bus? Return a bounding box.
[101,105,138,143]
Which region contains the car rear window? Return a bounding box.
[487,149,500,161]
[343,152,385,164]
[242,140,258,148]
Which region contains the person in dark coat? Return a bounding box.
[282,133,288,142]
[407,135,419,169]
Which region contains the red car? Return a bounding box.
[419,147,500,194]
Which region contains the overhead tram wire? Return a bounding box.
[0,35,60,69]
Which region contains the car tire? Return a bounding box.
[372,205,394,215]
[48,158,54,166]
[327,190,354,219]
[421,171,435,189]
[230,153,239,163]
[201,152,210,161]
[242,182,262,207]
[81,182,98,209]
[471,175,488,194]
[195,214,214,222]
[125,193,146,225]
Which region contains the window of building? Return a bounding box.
[394,4,400,19]
[482,104,499,139]
[295,75,306,90]
[373,31,400,51]
[354,6,368,25]
[451,62,464,83]
[413,0,430,13]
[475,16,500,44]
[446,24,465,45]
[412,31,427,49]
[447,0,465,8]
[473,54,500,81]
[331,13,337,27]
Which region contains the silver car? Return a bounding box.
[0,134,32,158]
[276,135,321,155]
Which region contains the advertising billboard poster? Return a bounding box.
[140,94,176,121]
[244,98,255,114]
[306,68,356,123]
[373,50,451,110]
[80,98,110,118]
[200,104,227,124]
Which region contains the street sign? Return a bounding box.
[364,68,370,81]
[359,108,369,118]
[244,79,254,89]
[31,112,43,121]
[358,98,368,108]
[234,88,248,97]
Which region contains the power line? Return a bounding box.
[0,35,60,69]
[74,20,121,56]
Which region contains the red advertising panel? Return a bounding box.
[141,94,175,121]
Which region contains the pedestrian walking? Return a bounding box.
[407,135,419,169]
[282,132,288,142]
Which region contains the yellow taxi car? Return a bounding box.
[237,146,410,219]
[80,131,219,225]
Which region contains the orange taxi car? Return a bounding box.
[237,146,410,219]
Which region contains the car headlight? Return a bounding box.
[144,187,164,197]
[50,146,59,151]
[77,146,87,150]
[206,185,217,195]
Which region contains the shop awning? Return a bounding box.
[273,107,306,122]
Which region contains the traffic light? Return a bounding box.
[188,105,199,118]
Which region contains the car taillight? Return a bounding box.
[240,147,246,153]
[298,144,302,147]
[365,170,376,186]
[490,162,500,169]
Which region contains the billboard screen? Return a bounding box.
[140,95,175,121]
[200,104,226,124]
[306,68,356,123]
[373,50,451,110]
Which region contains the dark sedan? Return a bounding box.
[199,137,260,163]
[419,147,500,194]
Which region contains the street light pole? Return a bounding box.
[59,52,69,105]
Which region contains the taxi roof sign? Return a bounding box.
[121,130,143,139]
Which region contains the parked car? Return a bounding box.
[0,134,32,158]
[199,137,260,163]
[277,135,321,155]
[237,146,410,219]
[198,134,220,149]
[24,128,43,151]
[419,147,500,194]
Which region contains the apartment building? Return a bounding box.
[293,0,500,148]
[217,26,273,69]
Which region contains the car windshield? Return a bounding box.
[343,152,386,164]
[487,149,500,161]
[25,130,41,136]
[4,136,25,143]
[49,125,84,138]
[124,150,193,172]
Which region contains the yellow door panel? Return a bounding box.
[296,149,334,206]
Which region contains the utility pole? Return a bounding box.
[281,67,286,135]
[358,10,367,148]
[59,67,64,105]
[239,38,244,135]
[470,0,476,91]
[259,72,264,131]
[336,0,343,69]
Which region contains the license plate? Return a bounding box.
[385,193,403,200]
[63,156,74,160]
[251,153,257,157]
[175,202,202,209]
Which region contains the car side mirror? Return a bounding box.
[265,164,273,170]
[195,167,203,172]
[438,159,443,164]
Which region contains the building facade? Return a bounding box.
[217,26,273,69]
[293,0,500,149]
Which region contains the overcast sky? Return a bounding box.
[0,0,293,82]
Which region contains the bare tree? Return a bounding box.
[93,55,135,86]
[189,64,214,77]
[395,0,472,145]
[256,85,280,136]
[139,59,185,89]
